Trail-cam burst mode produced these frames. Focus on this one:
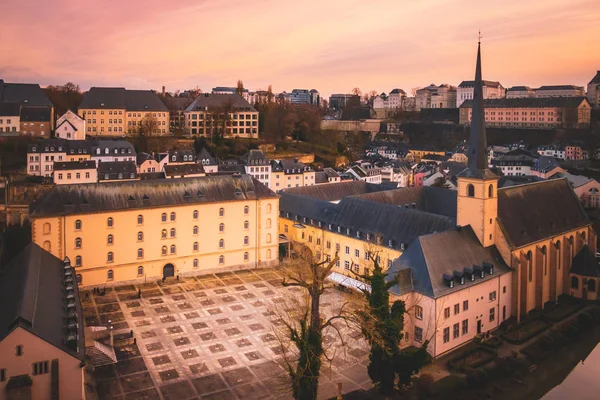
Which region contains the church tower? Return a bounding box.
[456,39,498,248]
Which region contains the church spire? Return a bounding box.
[467,37,489,171]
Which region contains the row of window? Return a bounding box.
[57,172,91,180]
[442,320,469,343]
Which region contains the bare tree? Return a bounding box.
[279,243,354,400]
[236,80,245,96]
[352,87,362,97]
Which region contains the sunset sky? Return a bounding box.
[1,0,599,97]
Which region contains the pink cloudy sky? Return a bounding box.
[1,0,599,97]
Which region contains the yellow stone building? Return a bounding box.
[278,182,456,283]
[29,176,279,287]
[77,87,169,136]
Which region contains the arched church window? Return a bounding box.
[571,276,579,289]
[488,184,494,198]
[588,279,596,292]
[467,184,475,197]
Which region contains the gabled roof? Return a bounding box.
[589,71,600,85]
[571,245,600,277]
[349,186,457,218]
[97,161,138,181]
[460,97,590,109]
[279,193,455,252]
[196,148,218,165]
[282,180,391,202]
[497,179,590,248]
[0,244,85,361]
[136,152,155,166]
[458,80,502,88]
[79,87,167,111]
[241,150,269,166]
[164,163,205,177]
[53,161,96,171]
[507,86,533,92]
[0,81,53,107]
[30,175,276,217]
[536,85,583,91]
[185,94,256,112]
[55,119,78,132]
[20,107,51,122]
[387,226,510,298]
[0,101,20,116]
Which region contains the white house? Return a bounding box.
[55,110,86,140]
[457,80,505,107]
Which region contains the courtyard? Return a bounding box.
[82,268,372,399]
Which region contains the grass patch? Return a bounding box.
[502,318,551,344]
[448,346,497,370]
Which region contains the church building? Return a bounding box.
[388,41,598,357]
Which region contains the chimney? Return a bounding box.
[162,86,165,96]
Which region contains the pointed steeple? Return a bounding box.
[467,39,489,171]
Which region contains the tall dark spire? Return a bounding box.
[467,39,489,171]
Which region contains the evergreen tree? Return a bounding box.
[356,254,429,393]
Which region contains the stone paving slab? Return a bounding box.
[86,268,371,399]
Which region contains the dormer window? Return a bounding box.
[346,228,350,235]
[356,231,360,238]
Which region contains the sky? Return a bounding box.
[1,0,599,98]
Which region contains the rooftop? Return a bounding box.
[53,161,97,171]
[79,87,168,111]
[186,94,256,113]
[0,81,53,107]
[30,175,277,217]
[0,244,85,361]
[460,97,590,109]
[458,80,502,88]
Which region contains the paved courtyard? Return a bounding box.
[82,268,372,399]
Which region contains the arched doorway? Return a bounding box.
[163,264,175,279]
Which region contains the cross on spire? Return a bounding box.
[478,30,482,44]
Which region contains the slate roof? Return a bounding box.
[272,159,312,173]
[589,71,600,85]
[139,172,165,180]
[282,180,392,202]
[97,161,138,181]
[536,85,583,91]
[531,156,560,173]
[497,179,590,248]
[241,150,270,166]
[389,89,406,94]
[387,226,510,298]
[185,94,256,112]
[349,186,457,218]
[280,193,455,252]
[53,161,96,171]
[0,81,53,107]
[136,152,154,166]
[507,86,533,91]
[30,175,276,217]
[164,150,195,163]
[571,245,600,277]
[196,148,218,165]
[0,101,20,116]
[458,80,502,88]
[0,243,85,361]
[315,172,329,184]
[20,106,51,122]
[164,164,205,177]
[79,87,167,111]
[459,97,590,109]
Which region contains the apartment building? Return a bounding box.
[53,161,97,185]
[490,149,537,176]
[329,94,358,110]
[0,244,85,400]
[20,107,51,137]
[196,148,219,174]
[315,168,341,185]
[55,110,86,140]
[241,150,271,188]
[535,85,585,98]
[0,80,55,131]
[185,94,258,138]
[271,159,315,191]
[506,86,536,98]
[78,87,169,136]
[588,71,600,108]
[98,161,138,182]
[537,145,566,160]
[346,165,382,184]
[457,80,505,107]
[0,102,20,135]
[459,97,592,129]
[416,84,457,109]
[29,175,279,287]
[27,139,136,177]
